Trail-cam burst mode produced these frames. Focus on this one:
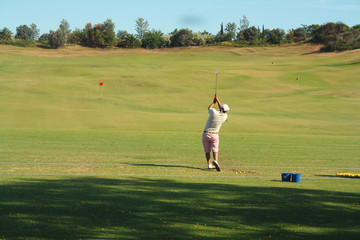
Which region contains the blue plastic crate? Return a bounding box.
[290,173,301,183]
[281,172,291,182]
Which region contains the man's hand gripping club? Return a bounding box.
[209,94,222,110]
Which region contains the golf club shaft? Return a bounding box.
[215,72,218,95]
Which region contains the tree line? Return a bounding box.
[1,16,359,51]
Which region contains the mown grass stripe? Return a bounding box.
[0,173,358,180]
[0,162,359,170]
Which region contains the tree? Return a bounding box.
[352,25,360,31]
[311,22,360,51]
[142,30,166,49]
[92,23,105,47]
[135,18,149,39]
[15,25,33,40]
[67,28,82,44]
[192,32,204,46]
[0,27,13,40]
[286,29,294,42]
[59,19,71,44]
[294,27,306,38]
[117,30,129,39]
[15,23,39,40]
[237,16,250,41]
[302,24,320,39]
[267,28,285,44]
[239,15,249,32]
[220,22,224,35]
[286,27,307,42]
[38,33,50,43]
[82,23,93,47]
[215,22,232,42]
[202,32,215,45]
[118,34,141,48]
[201,30,211,35]
[312,22,349,45]
[225,22,237,40]
[30,23,40,40]
[102,19,116,47]
[48,30,66,48]
[60,19,71,34]
[78,20,116,48]
[243,26,260,43]
[170,28,194,47]
[259,25,266,43]
[47,20,72,48]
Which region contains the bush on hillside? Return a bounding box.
[170,28,194,47]
[312,22,360,51]
[0,39,36,47]
[142,30,167,49]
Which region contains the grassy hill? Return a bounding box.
[1,44,359,135]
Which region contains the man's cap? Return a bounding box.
[221,104,230,112]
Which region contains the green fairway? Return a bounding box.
[0,44,359,239]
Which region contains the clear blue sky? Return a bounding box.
[0,0,359,36]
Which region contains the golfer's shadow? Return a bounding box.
[124,163,205,171]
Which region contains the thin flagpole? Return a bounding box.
[297,76,299,90]
[99,82,104,99]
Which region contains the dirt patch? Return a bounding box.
[0,45,166,58]
[0,45,238,58]
[230,44,323,56]
[9,167,31,172]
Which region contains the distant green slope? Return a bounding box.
[0,45,359,136]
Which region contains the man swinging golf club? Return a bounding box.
[202,94,230,171]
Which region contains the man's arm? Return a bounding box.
[208,95,222,110]
[208,95,216,110]
[208,102,215,110]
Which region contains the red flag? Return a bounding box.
[296,77,299,80]
[99,82,103,86]
[272,62,273,65]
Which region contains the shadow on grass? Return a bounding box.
[1,177,359,239]
[124,163,205,171]
[36,44,53,49]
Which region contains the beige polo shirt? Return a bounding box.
[204,108,228,133]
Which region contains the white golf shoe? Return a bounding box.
[213,161,221,172]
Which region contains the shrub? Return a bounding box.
[0,39,36,47]
[142,30,167,49]
[170,28,194,47]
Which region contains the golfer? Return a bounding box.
[202,95,230,171]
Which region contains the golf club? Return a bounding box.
[215,71,218,96]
